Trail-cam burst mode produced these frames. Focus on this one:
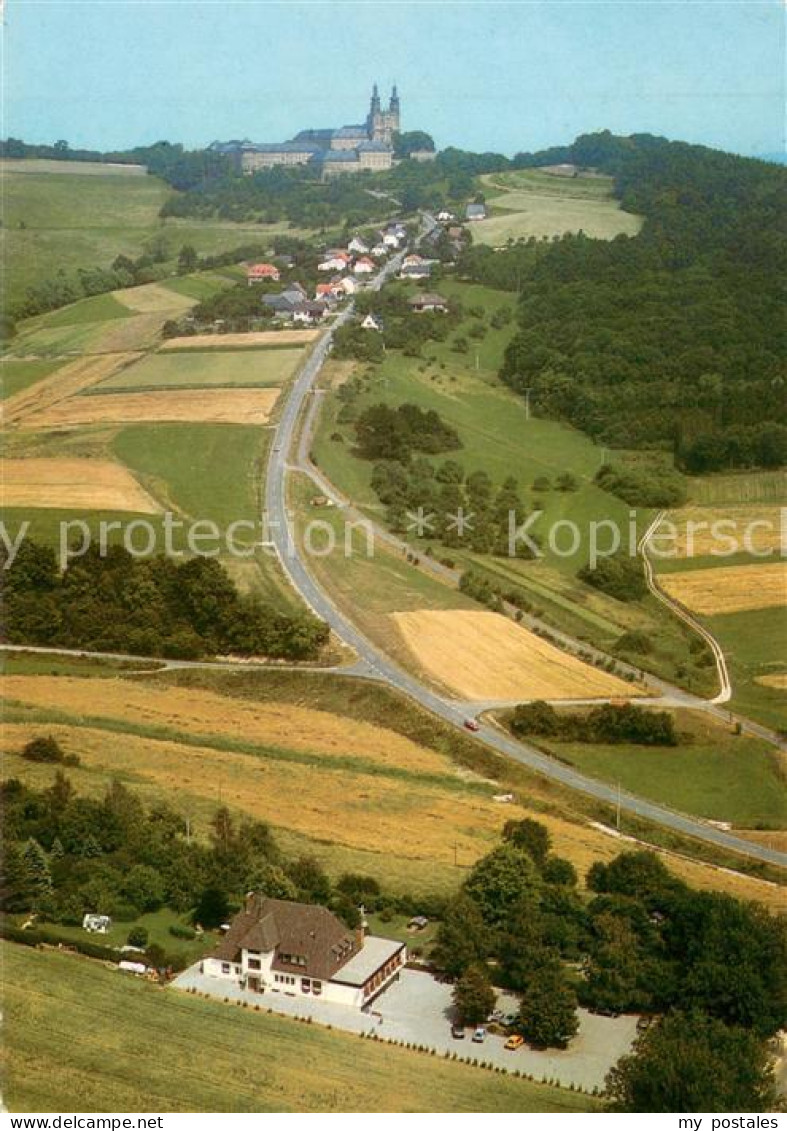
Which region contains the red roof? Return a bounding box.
[247,263,280,278]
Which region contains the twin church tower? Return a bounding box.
[366,84,401,147]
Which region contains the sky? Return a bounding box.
[3,1,785,158]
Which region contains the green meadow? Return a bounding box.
[2,945,595,1113]
[526,711,786,829]
[473,169,643,245]
[98,347,304,391]
[1,358,63,400]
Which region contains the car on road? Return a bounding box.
[504,1034,524,1051]
[451,1023,465,1039]
[463,718,480,732]
[472,1027,486,1044]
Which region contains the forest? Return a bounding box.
[494,133,787,472]
[0,541,329,661]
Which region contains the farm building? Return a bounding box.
[465,203,487,221]
[246,263,281,285]
[409,293,448,313]
[203,894,406,1008]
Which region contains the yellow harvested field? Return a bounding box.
[755,673,787,690]
[20,387,280,428]
[3,709,782,908]
[1,722,513,868]
[0,677,451,775]
[113,283,195,314]
[0,458,161,514]
[390,610,641,700]
[659,562,787,615]
[161,330,319,350]
[3,353,141,426]
[660,506,785,558]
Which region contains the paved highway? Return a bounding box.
[263,231,787,871]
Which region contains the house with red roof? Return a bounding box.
[247,262,281,285]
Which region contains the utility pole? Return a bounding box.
[616,782,622,832]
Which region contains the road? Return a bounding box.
[263,227,787,871]
[639,511,732,705]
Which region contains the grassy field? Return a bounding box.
[474,170,643,245]
[521,709,786,830]
[2,944,595,1112]
[2,161,309,307]
[707,605,787,731]
[686,469,787,505]
[309,291,707,692]
[0,358,63,400]
[3,168,171,304]
[484,169,618,199]
[112,422,266,528]
[98,347,304,391]
[4,664,784,907]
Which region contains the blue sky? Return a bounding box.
[4,1,785,157]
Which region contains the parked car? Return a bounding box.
[472,1027,486,1044]
[503,1013,517,1026]
[451,1023,466,1039]
[488,1009,505,1024]
[463,718,480,732]
[504,1034,525,1051]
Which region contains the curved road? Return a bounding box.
[263,237,787,871]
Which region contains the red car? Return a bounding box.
[463,718,480,732]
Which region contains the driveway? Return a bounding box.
[173,965,637,1091]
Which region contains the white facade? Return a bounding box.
[202,936,406,1010]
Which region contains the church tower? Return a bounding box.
[367,83,400,146]
[367,84,383,142]
[388,85,401,136]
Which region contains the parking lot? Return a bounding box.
[173,965,638,1091]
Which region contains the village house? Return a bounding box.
[292,301,328,325]
[337,276,359,295]
[315,282,341,303]
[318,253,351,273]
[246,262,281,285]
[399,262,431,280]
[348,236,370,255]
[409,292,449,313]
[361,313,384,331]
[353,256,375,276]
[437,210,455,223]
[203,894,406,1008]
[370,243,388,259]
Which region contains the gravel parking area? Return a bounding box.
[173,965,637,1091]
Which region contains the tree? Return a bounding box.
[127,926,149,948]
[177,245,199,274]
[194,886,229,929]
[433,895,490,977]
[463,842,543,928]
[605,1013,780,1113]
[21,736,64,764]
[453,963,495,1026]
[121,865,165,912]
[502,818,551,867]
[516,967,579,1048]
[22,838,53,908]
